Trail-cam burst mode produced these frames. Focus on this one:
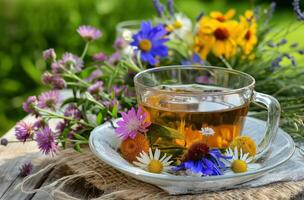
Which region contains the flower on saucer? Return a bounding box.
[225,147,260,173]
[200,127,215,136]
[174,141,230,176]
[229,136,257,157]
[77,25,102,41]
[130,21,169,65]
[133,148,173,174]
[115,107,151,140]
[120,133,149,162]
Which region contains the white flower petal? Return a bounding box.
[154,148,160,160]
[133,161,147,169]
[148,148,153,160]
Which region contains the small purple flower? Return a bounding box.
[113,85,127,96]
[277,39,287,46]
[62,53,83,72]
[51,62,63,74]
[37,90,60,109]
[92,52,108,62]
[167,0,174,16]
[19,162,33,177]
[103,99,121,110]
[33,119,47,130]
[22,96,37,114]
[115,107,151,140]
[42,72,54,85]
[87,81,103,94]
[51,75,66,89]
[108,52,121,65]
[55,121,66,134]
[114,37,127,50]
[270,55,283,71]
[43,48,56,61]
[285,53,296,66]
[293,0,304,21]
[86,69,103,82]
[64,104,82,120]
[131,21,169,65]
[153,0,165,17]
[195,76,211,84]
[1,138,8,146]
[77,25,102,41]
[35,126,58,156]
[15,121,33,142]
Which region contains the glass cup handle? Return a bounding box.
[252,91,281,157]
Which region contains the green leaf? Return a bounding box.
[147,123,184,145]
[73,133,88,141]
[79,66,96,79]
[21,57,41,84]
[96,111,104,125]
[111,102,118,118]
[60,97,77,108]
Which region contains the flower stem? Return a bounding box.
[219,56,232,69]
[81,42,90,60]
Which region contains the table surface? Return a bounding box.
[1,115,303,200]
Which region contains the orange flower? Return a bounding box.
[210,9,236,22]
[120,133,149,162]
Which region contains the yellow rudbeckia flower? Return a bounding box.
[195,16,242,59]
[210,9,236,22]
[238,10,258,55]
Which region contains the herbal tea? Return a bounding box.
[140,85,249,149]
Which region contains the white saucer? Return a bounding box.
[89,117,295,194]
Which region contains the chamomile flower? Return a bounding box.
[167,13,192,39]
[200,127,215,136]
[133,148,173,174]
[225,147,260,173]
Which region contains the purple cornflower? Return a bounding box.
[108,52,121,65]
[43,48,56,61]
[131,21,169,65]
[115,107,151,140]
[181,53,204,66]
[293,0,304,21]
[167,0,174,16]
[174,142,230,176]
[92,52,108,62]
[35,126,58,156]
[19,162,33,177]
[77,25,102,41]
[86,69,103,82]
[62,53,83,72]
[87,81,103,94]
[15,121,33,142]
[37,90,60,109]
[1,138,8,146]
[153,0,165,17]
[64,104,82,120]
[113,37,127,50]
[22,96,37,114]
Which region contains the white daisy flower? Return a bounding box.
[225,147,260,173]
[168,13,192,39]
[133,148,173,174]
[200,127,215,136]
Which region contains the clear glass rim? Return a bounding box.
[134,65,256,95]
[116,20,142,33]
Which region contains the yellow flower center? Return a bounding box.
[231,160,248,173]
[213,28,229,41]
[147,159,163,173]
[139,39,152,52]
[173,20,183,29]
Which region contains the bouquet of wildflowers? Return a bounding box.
[12,0,303,169]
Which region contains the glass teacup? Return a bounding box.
[134,66,281,157]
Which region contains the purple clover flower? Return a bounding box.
[55,121,66,134]
[152,0,165,17]
[92,52,108,62]
[35,126,58,156]
[22,96,37,114]
[131,21,169,66]
[293,0,304,21]
[37,90,60,109]
[108,52,121,65]
[64,104,82,120]
[167,0,174,16]
[77,25,102,41]
[115,107,151,140]
[86,69,103,82]
[113,37,127,50]
[42,72,54,85]
[113,85,127,96]
[42,72,65,89]
[51,62,63,74]
[19,162,33,177]
[33,119,47,130]
[43,48,56,61]
[62,53,83,72]
[87,81,103,94]
[15,121,33,142]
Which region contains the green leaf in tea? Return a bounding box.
[147,123,185,145]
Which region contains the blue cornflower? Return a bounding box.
[174,142,231,176]
[131,21,169,66]
[181,53,204,66]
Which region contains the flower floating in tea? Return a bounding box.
[229,136,257,157]
[225,147,260,173]
[115,107,151,140]
[133,148,173,174]
[174,141,230,176]
[200,127,215,136]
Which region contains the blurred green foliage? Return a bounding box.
[0,0,302,135]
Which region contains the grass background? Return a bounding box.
[0,0,303,136]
